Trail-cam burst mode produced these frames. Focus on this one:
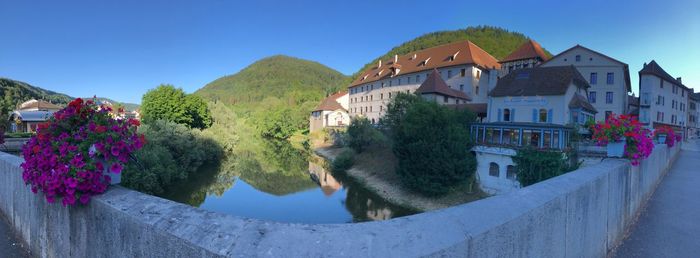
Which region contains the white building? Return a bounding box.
[347,40,500,123]
[638,60,691,137]
[472,66,595,194]
[7,99,62,133]
[689,93,700,138]
[499,39,550,77]
[541,45,631,121]
[309,91,350,133]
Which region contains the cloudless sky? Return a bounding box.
[1,0,698,104]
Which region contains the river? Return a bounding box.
[160,139,417,224]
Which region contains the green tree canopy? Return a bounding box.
[141,84,213,129]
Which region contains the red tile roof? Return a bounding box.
[313,91,347,112]
[350,40,501,87]
[415,69,471,100]
[500,40,549,63]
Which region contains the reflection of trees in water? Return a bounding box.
[307,154,417,222]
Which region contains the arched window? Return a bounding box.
[507,165,517,180]
[539,109,547,123]
[489,162,500,177]
[503,109,511,122]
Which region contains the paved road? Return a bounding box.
[0,212,30,258]
[613,140,700,258]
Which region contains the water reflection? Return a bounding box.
[160,139,417,223]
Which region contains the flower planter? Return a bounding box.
[607,139,626,158]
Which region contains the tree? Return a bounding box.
[389,98,477,196]
[141,85,213,129]
[347,117,384,153]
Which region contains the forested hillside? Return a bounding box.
[195,55,350,139]
[355,26,551,76]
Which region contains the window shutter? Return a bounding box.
[532,109,537,122]
[547,109,553,123]
[497,109,502,122]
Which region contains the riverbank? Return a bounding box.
[315,146,486,211]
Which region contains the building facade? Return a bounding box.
[309,91,350,133]
[689,93,700,138]
[498,40,549,77]
[473,66,595,194]
[347,40,500,123]
[638,60,691,138]
[541,45,631,121]
[7,99,62,133]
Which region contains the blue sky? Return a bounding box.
[1,0,698,104]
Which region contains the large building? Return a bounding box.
[689,92,700,138]
[498,40,549,76]
[309,91,350,133]
[638,60,692,137]
[347,40,500,123]
[541,45,631,121]
[472,66,595,194]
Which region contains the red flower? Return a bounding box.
[95,125,107,133]
[128,119,140,127]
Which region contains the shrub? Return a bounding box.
[141,85,213,129]
[512,148,580,187]
[121,120,223,195]
[347,117,384,153]
[332,149,355,172]
[390,99,476,196]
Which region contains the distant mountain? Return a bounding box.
[88,97,140,111]
[195,55,349,106]
[355,25,552,76]
[0,78,73,109]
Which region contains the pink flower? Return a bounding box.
[110,163,123,174]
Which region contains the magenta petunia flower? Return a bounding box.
[110,163,123,174]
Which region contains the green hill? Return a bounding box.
[355,25,551,76]
[88,97,140,111]
[196,55,349,106]
[0,78,73,109]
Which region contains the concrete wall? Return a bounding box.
[0,143,680,257]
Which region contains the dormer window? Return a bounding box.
[575,55,581,62]
[449,51,460,62]
[420,57,431,66]
[361,75,368,81]
[377,70,383,76]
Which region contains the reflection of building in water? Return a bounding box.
[308,161,341,196]
[364,199,393,221]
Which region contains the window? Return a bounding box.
[657,112,661,121]
[489,163,500,177]
[575,55,581,62]
[657,95,662,105]
[660,80,663,88]
[370,95,373,101]
[388,92,392,98]
[380,93,383,99]
[398,78,401,85]
[447,70,452,78]
[543,130,552,148]
[605,111,612,121]
[607,73,614,84]
[461,69,466,77]
[476,85,480,95]
[416,75,420,82]
[606,92,613,104]
[381,82,385,88]
[476,70,481,79]
[503,109,511,122]
[590,73,597,84]
[460,84,464,91]
[389,80,392,86]
[539,109,547,123]
[589,91,597,103]
[443,96,449,103]
[642,93,650,105]
[407,77,411,84]
[506,165,517,180]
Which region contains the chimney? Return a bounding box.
[394,55,398,63]
[677,77,682,83]
[378,60,382,68]
[643,62,647,67]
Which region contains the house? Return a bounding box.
[415,69,471,104]
[690,93,700,138]
[8,99,62,133]
[347,40,500,123]
[540,45,631,121]
[471,66,595,194]
[309,91,350,133]
[638,60,691,138]
[499,39,550,76]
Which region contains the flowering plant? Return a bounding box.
[21,98,145,206]
[591,114,654,166]
[654,126,681,147]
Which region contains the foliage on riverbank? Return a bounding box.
[512,148,580,187]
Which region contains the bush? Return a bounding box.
[141,85,213,129]
[390,98,477,196]
[4,132,32,138]
[347,117,384,153]
[332,149,355,172]
[122,120,223,195]
[512,148,580,187]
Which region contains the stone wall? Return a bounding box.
[0,143,680,257]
